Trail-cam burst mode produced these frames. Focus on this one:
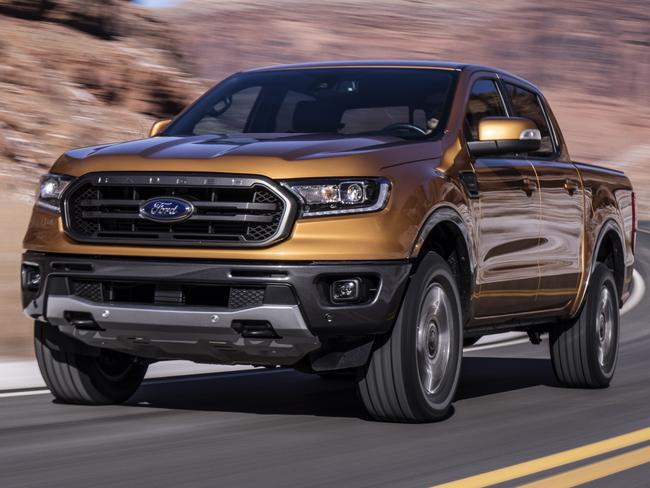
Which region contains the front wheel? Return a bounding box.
[34,321,147,404]
[357,252,463,422]
[549,263,620,388]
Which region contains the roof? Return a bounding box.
[246,60,467,71]
[244,60,539,91]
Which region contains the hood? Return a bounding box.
[55,133,442,179]
[67,133,425,160]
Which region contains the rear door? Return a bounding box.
[502,82,583,310]
[466,77,542,318]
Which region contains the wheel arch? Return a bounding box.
[410,205,476,322]
[591,220,626,301]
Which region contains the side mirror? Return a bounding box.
[148,119,172,138]
[467,117,541,157]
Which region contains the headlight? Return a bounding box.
[36,173,74,212]
[282,178,390,217]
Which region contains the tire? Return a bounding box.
[357,252,463,422]
[550,263,620,388]
[463,336,481,348]
[34,321,148,404]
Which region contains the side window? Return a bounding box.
[465,79,506,141]
[193,86,261,135]
[504,83,555,157]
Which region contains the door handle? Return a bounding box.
[521,177,536,197]
[564,178,579,195]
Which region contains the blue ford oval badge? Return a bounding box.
[139,197,194,223]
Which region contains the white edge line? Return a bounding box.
[0,390,51,399]
[621,269,644,316]
[143,367,290,385]
[464,338,532,352]
[0,368,291,399]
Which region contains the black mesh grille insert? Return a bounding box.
[228,287,266,309]
[63,174,291,247]
[71,280,103,302]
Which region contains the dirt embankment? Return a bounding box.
[0,202,32,357]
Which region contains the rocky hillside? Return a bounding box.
[0,0,205,199]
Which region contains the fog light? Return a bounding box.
[21,264,41,292]
[331,278,361,303]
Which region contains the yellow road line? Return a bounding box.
[432,427,650,488]
[519,444,650,488]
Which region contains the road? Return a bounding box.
[1,234,650,488]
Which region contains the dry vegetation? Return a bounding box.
[0,0,648,356]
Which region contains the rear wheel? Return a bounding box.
[550,263,619,388]
[357,252,463,422]
[34,321,147,404]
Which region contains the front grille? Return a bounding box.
[63,173,294,247]
[69,279,265,309]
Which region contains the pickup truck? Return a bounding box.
[21,61,635,422]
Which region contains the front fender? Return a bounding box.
[410,204,476,273]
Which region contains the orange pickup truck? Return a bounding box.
[21,61,635,422]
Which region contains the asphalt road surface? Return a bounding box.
[2,233,650,488]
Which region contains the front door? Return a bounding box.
[464,78,542,318]
[472,157,541,317]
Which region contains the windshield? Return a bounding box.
[165,68,458,140]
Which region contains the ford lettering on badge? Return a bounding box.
[139,197,194,223]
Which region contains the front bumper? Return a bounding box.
[22,252,411,365]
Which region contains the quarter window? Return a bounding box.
[504,83,555,157]
[464,79,506,141]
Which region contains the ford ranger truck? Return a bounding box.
[21,61,635,422]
